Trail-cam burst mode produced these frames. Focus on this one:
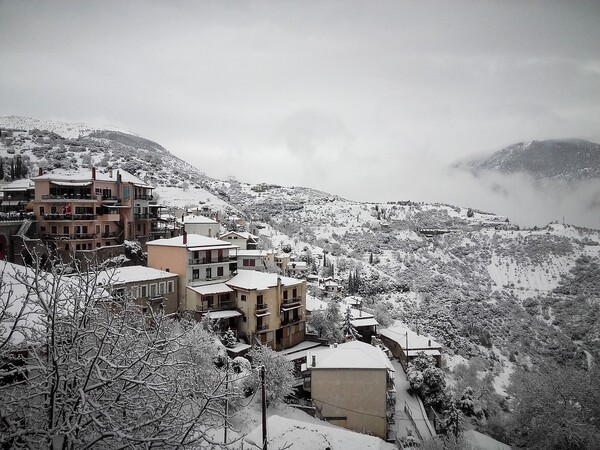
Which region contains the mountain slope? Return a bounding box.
[462,139,600,181]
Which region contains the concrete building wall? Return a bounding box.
[311,368,387,439]
[147,245,187,311]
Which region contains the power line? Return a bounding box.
[311,397,387,419]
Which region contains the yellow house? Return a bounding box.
[305,341,396,440]
[146,233,238,311]
[226,270,306,350]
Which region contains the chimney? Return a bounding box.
[91,167,96,180]
[182,230,187,245]
[428,339,431,347]
[108,168,113,178]
[38,167,43,176]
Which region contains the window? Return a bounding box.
[150,284,157,297]
[123,186,129,199]
[192,269,199,280]
[140,285,148,298]
[257,294,264,306]
[63,226,69,235]
[39,206,45,216]
[283,290,288,300]
[95,188,102,195]
[64,243,69,251]
[205,295,214,309]
[205,268,212,279]
[217,266,223,277]
[293,288,297,298]
[159,282,166,295]
[167,281,174,293]
[50,206,57,214]
[51,226,57,234]
[243,259,255,267]
[241,294,246,302]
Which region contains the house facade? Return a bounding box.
[31,168,156,258]
[97,266,179,314]
[379,324,442,368]
[219,231,258,250]
[226,270,306,350]
[183,215,220,238]
[146,233,238,311]
[304,341,396,440]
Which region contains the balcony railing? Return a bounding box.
[134,213,150,219]
[102,232,118,238]
[188,257,228,265]
[256,324,269,332]
[43,233,97,240]
[134,195,154,201]
[281,315,302,327]
[42,214,97,221]
[255,303,268,313]
[41,194,95,201]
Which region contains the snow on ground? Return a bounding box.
[491,351,514,397]
[154,186,236,212]
[0,115,134,139]
[229,400,394,450]
[444,353,469,372]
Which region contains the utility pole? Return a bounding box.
[261,365,268,450]
[224,358,229,444]
[405,331,409,368]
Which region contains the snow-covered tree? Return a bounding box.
[0,258,237,449]
[221,328,237,348]
[307,301,344,344]
[245,345,294,407]
[406,352,447,411]
[340,307,361,340]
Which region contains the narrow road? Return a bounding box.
[391,359,436,442]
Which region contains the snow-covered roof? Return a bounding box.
[342,295,363,307]
[32,169,152,188]
[351,317,379,328]
[220,230,258,240]
[463,430,512,450]
[244,415,395,450]
[287,261,307,269]
[380,324,442,351]
[226,270,303,291]
[206,310,241,319]
[97,266,176,286]
[306,341,394,371]
[183,215,218,224]
[147,234,237,250]
[188,283,233,295]
[0,178,34,191]
[305,295,327,312]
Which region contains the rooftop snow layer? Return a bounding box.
[226,269,303,291]
[380,324,442,350]
[97,266,176,285]
[147,234,237,249]
[307,341,393,370]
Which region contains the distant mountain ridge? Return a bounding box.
[462,139,600,181]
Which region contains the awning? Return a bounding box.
[51,181,92,187]
[0,200,21,206]
[351,318,379,327]
[255,311,272,317]
[189,283,233,295]
[281,304,302,312]
[206,310,242,320]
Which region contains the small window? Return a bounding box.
[140,285,148,298]
[131,286,139,299]
[217,266,224,277]
[167,280,174,293]
[150,284,157,297]
[159,282,166,295]
[283,290,288,300]
[257,294,263,305]
[241,294,246,302]
[192,269,199,280]
[39,206,45,215]
[206,295,214,309]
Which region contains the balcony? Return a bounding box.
[134,213,150,219]
[42,214,97,221]
[134,194,154,201]
[99,213,121,222]
[102,232,118,238]
[281,314,302,327]
[188,256,228,265]
[256,324,270,333]
[255,303,269,314]
[41,194,96,202]
[42,233,97,241]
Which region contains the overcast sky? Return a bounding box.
[2,1,600,227]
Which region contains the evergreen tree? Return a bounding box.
[221,328,237,348]
[10,159,15,180]
[369,252,374,264]
[340,307,362,341]
[0,158,4,180]
[15,156,22,180]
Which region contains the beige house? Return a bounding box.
[97,265,179,314]
[183,215,220,238]
[31,167,155,258]
[237,249,274,271]
[146,233,238,311]
[219,231,259,250]
[226,270,306,350]
[305,341,396,440]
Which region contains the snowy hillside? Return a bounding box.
[461,138,600,180]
